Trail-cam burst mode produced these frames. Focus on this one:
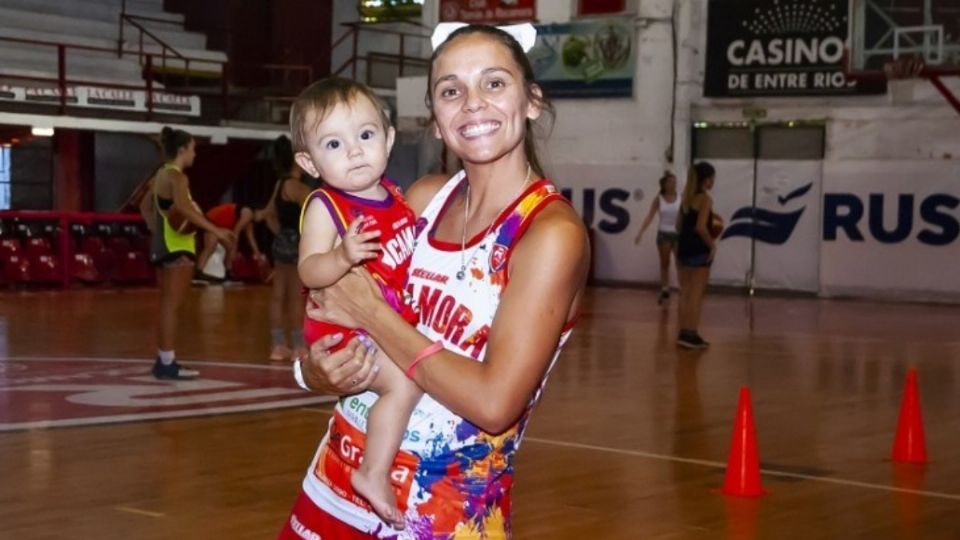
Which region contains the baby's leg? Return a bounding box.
[351,348,422,529]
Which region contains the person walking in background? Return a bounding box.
[635,171,680,305]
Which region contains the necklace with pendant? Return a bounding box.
[456,164,532,281]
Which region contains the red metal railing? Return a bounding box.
[116,9,313,120]
[332,22,431,84]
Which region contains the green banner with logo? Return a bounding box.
[529,19,635,98]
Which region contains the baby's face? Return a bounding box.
[295,96,394,193]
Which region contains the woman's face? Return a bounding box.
[429,34,541,167]
[664,176,677,194]
[178,139,197,168]
[704,175,715,191]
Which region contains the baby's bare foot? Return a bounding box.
[352,468,404,529]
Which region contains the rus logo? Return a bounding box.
[722,183,813,244]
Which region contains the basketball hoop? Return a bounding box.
[883,55,926,80]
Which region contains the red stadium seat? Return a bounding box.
[0,252,30,285]
[113,249,153,284]
[0,237,20,258]
[24,252,61,284]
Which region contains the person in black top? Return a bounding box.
[676,161,718,349]
[261,135,313,362]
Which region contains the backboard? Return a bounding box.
[848,0,960,77]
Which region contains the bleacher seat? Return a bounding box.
[0,220,28,286]
[17,221,61,284]
[109,221,153,284]
[0,0,226,90]
[69,223,102,283]
[88,222,118,281]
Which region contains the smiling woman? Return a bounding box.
[426,29,555,178]
[280,24,590,540]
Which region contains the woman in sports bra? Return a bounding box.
[676,161,717,349]
[261,135,312,362]
[279,24,590,539]
[634,171,680,305]
[149,126,234,380]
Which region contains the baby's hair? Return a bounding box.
[289,77,391,152]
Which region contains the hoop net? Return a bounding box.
[883,55,926,80]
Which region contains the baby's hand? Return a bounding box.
[339,215,381,266]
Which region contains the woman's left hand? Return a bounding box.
[307,268,385,329]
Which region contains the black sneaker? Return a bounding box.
[657,289,670,305]
[152,358,199,380]
[677,330,708,349]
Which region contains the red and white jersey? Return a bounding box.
[302,178,418,348]
[301,170,577,539]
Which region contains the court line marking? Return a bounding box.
[115,506,165,518]
[522,437,960,501]
[1,396,338,432]
[0,356,337,431]
[1,356,293,370]
[298,407,960,501]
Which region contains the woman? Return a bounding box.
[149,127,233,379]
[634,171,680,304]
[261,135,311,361]
[675,161,717,349]
[279,24,590,539]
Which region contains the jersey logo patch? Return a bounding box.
[414,217,428,237]
[490,243,508,273]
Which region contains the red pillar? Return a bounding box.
[52,129,94,212]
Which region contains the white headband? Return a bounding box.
[431,22,537,53]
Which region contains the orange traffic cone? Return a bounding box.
[892,368,928,464]
[721,386,767,497]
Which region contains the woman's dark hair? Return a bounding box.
[160,126,193,160]
[682,161,716,210]
[659,171,676,196]
[425,24,555,178]
[272,135,295,177]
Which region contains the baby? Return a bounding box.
[293,77,420,529]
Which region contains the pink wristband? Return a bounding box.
[406,341,444,379]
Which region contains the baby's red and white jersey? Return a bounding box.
[301,178,419,348]
[300,170,577,539]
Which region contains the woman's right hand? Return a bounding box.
[301,333,380,395]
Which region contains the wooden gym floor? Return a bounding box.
[1,286,958,539]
